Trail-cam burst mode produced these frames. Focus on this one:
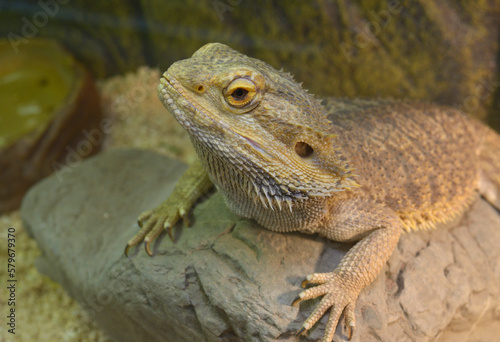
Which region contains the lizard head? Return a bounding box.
[158,43,358,209]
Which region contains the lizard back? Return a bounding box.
[324,98,480,231]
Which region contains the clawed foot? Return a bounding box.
[124,199,191,257]
[293,272,359,341]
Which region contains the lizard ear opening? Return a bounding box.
[295,141,314,158]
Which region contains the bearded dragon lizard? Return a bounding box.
[125,43,500,341]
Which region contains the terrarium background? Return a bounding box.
[0,1,500,341]
[1,0,499,130]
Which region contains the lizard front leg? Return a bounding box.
[125,158,212,256]
[294,199,402,341]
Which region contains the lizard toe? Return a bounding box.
[144,221,165,256]
[125,216,157,256]
[299,273,361,341]
[322,300,346,342]
[180,208,191,227]
[298,283,331,301]
[303,272,335,287]
[302,292,336,330]
[137,209,153,226]
[165,222,174,241]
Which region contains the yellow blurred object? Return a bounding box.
[0,41,73,147]
[0,39,102,213]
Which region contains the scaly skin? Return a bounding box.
[126,43,500,341]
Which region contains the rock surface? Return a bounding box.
[22,149,500,342]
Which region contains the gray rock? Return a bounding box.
[21,149,500,342]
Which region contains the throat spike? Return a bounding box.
[275,198,283,211]
[258,195,269,209]
[262,187,274,210]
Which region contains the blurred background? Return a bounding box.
[1,0,499,124]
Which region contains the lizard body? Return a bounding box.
[126,43,500,341]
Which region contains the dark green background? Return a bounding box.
[1,0,499,129]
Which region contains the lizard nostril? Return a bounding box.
[295,142,314,158]
[196,85,205,93]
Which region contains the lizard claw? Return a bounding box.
[166,224,174,241]
[145,240,153,256]
[347,324,355,341]
[291,296,302,306]
[344,302,356,340]
[297,272,360,342]
[296,327,306,336]
[124,245,131,257]
[180,209,191,227]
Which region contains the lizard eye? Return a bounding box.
[224,78,257,108]
[232,88,248,100]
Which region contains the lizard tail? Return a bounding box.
[478,124,500,210]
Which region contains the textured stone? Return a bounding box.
[21,149,500,341]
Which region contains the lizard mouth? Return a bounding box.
[158,75,200,124]
[158,74,273,158]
